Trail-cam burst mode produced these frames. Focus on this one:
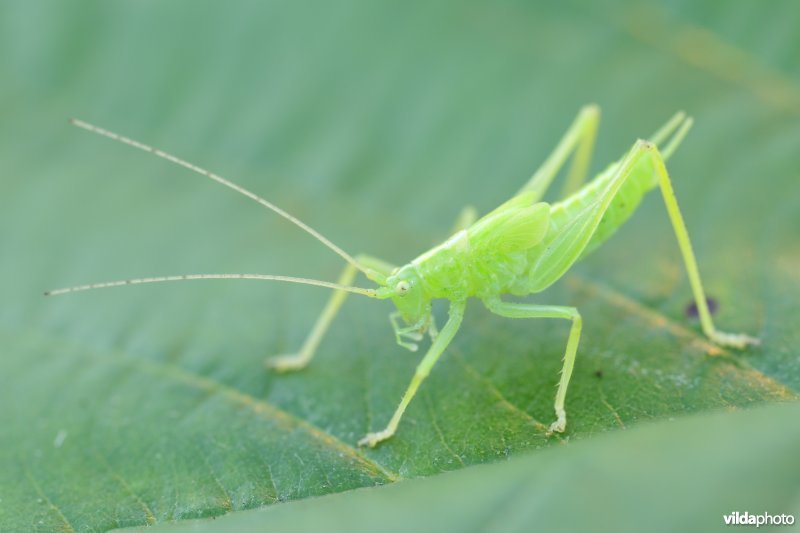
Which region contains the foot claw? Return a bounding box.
[396,331,422,352]
[710,331,760,349]
[265,354,308,373]
[358,430,394,448]
[398,342,418,352]
[546,411,567,436]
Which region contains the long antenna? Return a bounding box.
[45,274,380,298]
[661,116,693,160]
[69,119,382,281]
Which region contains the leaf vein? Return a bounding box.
[424,394,465,467]
[127,357,402,482]
[196,444,234,512]
[623,5,800,116]
[453,350,548,431]
[25,468,75,532]
[568,275,798,399]
[598,389,626,429]
[8,327,401,484]
[97,453,158,525]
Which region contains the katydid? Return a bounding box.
[46,106,759,447]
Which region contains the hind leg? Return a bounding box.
[484,298,582,434]
[646,145,760,348]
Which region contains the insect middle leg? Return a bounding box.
[267,254,396,371]
[483,298,582,434]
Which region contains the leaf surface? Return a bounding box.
[1,1,798,530]
[131,403,800,533]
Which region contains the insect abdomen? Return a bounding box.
[577,162,653,258]
[412,229,529,300]
[519,158,657,294]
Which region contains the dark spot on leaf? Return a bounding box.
[685,296,718,318]
[594,369,603,379]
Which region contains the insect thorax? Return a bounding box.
[411,230,529,300]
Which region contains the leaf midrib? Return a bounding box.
[2,325,401,483]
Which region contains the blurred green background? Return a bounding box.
[1,1,798,531]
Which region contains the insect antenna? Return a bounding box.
[68,119,386,284]
[647,111,693,160]
[649,111,686,146]
[44,274,381,298]
[660,116,693,160]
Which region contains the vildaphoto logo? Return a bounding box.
[723,511,795,527]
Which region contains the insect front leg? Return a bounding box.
[518,104,600,201]
[389,311,425,352]
[646,145,760,348]
[266,254,395,372]
[359,300,466,447]
[484,298,582,435]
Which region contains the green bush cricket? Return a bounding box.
[47,105,760,447]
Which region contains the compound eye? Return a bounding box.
[395,281,410,295]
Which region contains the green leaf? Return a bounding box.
[128,402,800,532]
[1,0,798,530]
